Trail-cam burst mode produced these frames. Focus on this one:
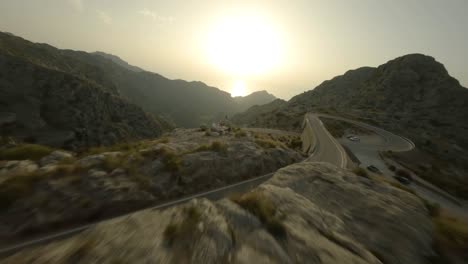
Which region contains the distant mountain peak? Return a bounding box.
[93,51,143,72]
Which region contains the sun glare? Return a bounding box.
[231,80,247,97]
[206,14,283,77]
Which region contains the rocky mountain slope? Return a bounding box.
[0,51,168,149]
[0,32,275,128]
[233,54,468,198]
[0,128,303,241]
[233,90,277,112]
[93,51,143,72]
[2,162,433,264]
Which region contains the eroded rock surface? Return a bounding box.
[2,162,432,264]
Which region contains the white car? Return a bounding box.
[347,135,360,142]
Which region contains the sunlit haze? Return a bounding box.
[1,0,468,99]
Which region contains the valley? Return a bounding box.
[0,29,467,263]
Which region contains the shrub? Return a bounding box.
[102,155,124,172]
[210,141,228,153]
[193,141,228,154]
[235,130,247,138]
[231,192,286,238]
[0,144,54,161]
[0,171,44,210]
[287,137,302,149]
[255,139,279,149]
[352,167,369,178]
[159,148,181,172]
[163,206,201,246]
[431,211,468,261]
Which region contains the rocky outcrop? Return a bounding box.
[2,162,433,264]
[0,51,169,149]
[0,129,303,240]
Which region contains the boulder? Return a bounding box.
[39,150,74,166]
[0,160,38,178]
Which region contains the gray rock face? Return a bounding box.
[0,130,303,240]
[0,160,38,179]
[0,49,169,149]
[3,162,432,264]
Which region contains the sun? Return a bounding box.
[205,13,283,76]
[231,80,247,97]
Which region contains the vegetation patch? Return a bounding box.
[0,144,54,161]
[352,167,369,178]
[193,141,228,154]
[235,130,247,138]
[255,138,280,149]
[231,191,286,238]
[83,137,169,156]
[163,206,202,247]
[384,150,468,199]
[428,210,468,263]
[287,137,302,150]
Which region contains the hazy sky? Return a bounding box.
[1,0,467,99]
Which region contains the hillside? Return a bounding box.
[0,51,168,149]
[0,32,275,127]
[93,51,143,72]
[233,54,468,198]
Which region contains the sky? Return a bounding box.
[0,0,467,99]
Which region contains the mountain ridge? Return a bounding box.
[233,53,468,198]
[0,32,277,127]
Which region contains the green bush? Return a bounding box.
[0,144,54,161]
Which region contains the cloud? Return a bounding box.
[68,0,83,12]
[139,8,174,24]
[98,11,112,25]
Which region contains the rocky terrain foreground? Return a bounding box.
[0,128,303,241]
[2,162,433,264]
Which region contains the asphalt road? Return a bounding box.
[303,114,348,168]
[319,114,467,217]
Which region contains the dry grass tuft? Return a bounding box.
[231,191,286,238]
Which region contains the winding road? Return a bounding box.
[302,114,348,168]
[1,111,465,255]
